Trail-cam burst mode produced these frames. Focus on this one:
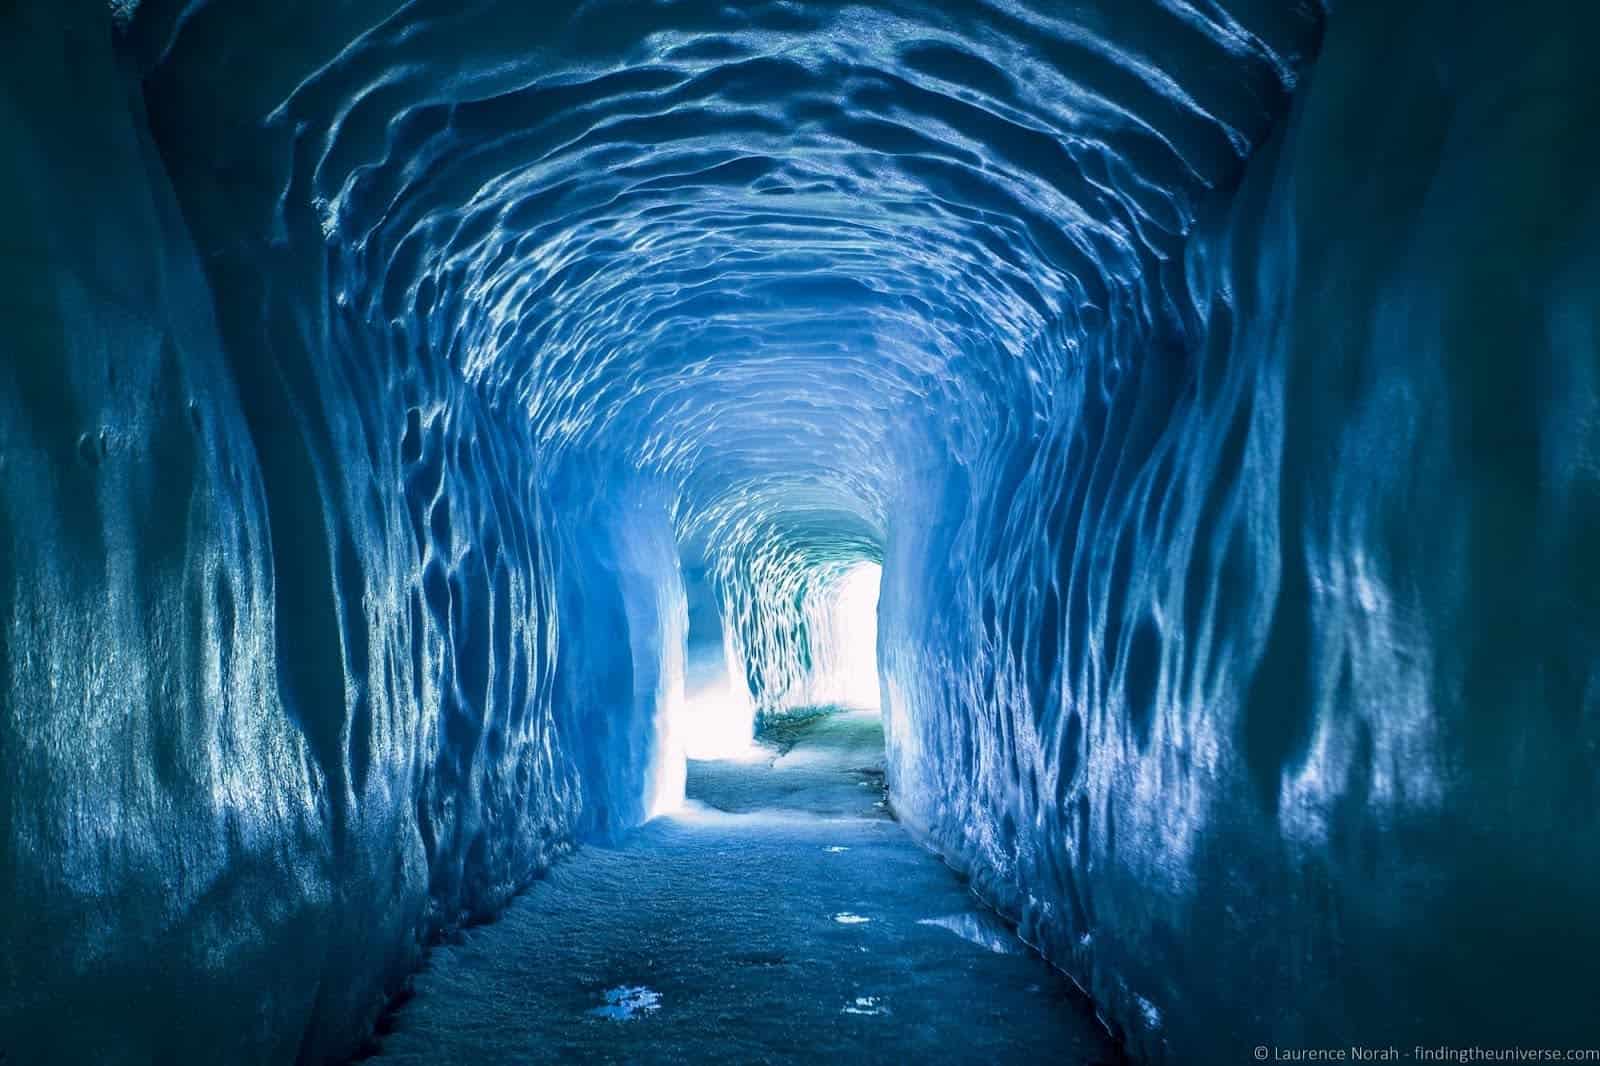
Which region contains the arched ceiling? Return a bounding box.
[132,0,1320,555]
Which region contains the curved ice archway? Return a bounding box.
[134,0,1314,721]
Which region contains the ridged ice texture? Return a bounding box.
[6,0,1303,1060]
[1,8,590,1062]
[146,0,1316,732]
[882,3,1600,1058]
[5,0,1598,1063]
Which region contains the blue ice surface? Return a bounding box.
[587,986,664,1021]
[3,1,1599,1063]
[369,709,1117,1063]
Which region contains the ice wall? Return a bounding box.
[548,465,688,826]
[0,4,673,1062]
[882,1,1600,1058]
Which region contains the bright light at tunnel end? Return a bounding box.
[816,561,883,712]
[678,629,760,762]
[669,561,883,775]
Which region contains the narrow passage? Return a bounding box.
[372,709,1122,1064]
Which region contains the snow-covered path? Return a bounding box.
[369,710,1122,1065]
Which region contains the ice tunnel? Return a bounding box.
[2,0,1599,1061]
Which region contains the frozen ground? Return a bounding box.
[368,709,1122,1065]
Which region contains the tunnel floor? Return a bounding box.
[366,709,1123,1064]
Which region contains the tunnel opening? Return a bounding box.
[676,548,884,760]
[679,552,757,760]
[798,561,884,715]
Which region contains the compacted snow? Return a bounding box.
[370,710,1120,1065]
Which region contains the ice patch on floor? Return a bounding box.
[1135,994,1163,1030]
[841,996,889,1016]
[587,985,662,1020]
[916,912,1023,955]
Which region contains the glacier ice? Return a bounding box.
[587,985,663,1022]
[2,0,1599,1062]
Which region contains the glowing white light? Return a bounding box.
[645,615,688,819]
[638,557,692,821]
[645,691,687,818]
[806,562,882,710]
[668,561,881,764]
[678,629,759,760]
